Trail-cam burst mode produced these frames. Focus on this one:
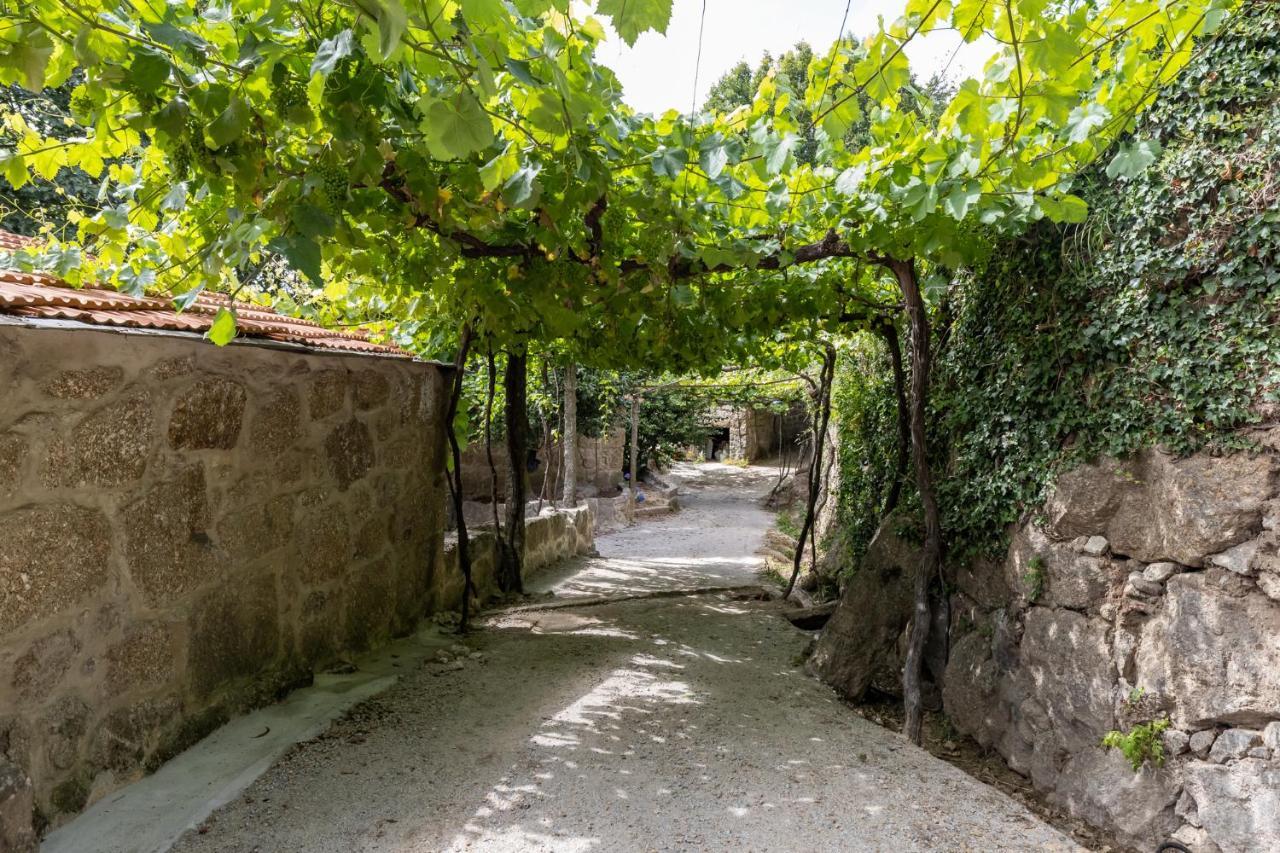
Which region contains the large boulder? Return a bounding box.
[1004,523,1117,611]
[1051,747,1182,847]
[809,513,919,699]
[1184,759,1280,853]
[941,630,1006,748]
[1045,448,1277,565]
[1133,570,1280,728]
[0,759,36,853]
[1016,607,1117,750]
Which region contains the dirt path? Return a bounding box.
[165,463,1079,853]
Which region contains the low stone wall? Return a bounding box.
[441,505,596,602]
[457,428,625,502]
[0,323,451,833]
[813,446,1280,852]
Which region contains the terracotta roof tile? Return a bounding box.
[0,230,412,358]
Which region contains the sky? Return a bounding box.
[588,0,994,115]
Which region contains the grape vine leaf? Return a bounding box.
[596,0,674,47]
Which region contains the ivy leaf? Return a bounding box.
[207,307,238,346]
[650,146,686,178]
[311,30,354,78]
[422,91,495,160]
[1106,139,1162,180]
[596,0,674,47]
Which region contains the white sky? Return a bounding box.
[589,0,993,115]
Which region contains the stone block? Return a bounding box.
[248,389,301,452]
[123,464,218,605]
[1143,562,1181,583]
[1162,728,1190,756]
[42,393,154,487]
[1264,721,1280,752]
[308,370,349,420]
[297,503,349,583]
[1017,608,1117,748]
[353,370,390,410]
[1134,572,1280,728]
[1185,759,1280,853]
[0,504,112,638]
[342,559,394,653]
[324,418,374,490]
[11,630,80,701]
[942,631,1007,748]
[41,366,123,400]
[167,376,246,450]
[1190,729,1217,759]
[1208,539,1260,576]
[0,431,24,496]
[89,697,180,774]
[1208,728,1262,763]
[1006,522,1113,611]
[186,575,279,700]
[0,759,36,853]
[1050,746,1181,847]
[216,494,295,563]
[105,622,178,698]
[41,695,90,772]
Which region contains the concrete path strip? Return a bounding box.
[41,627,460,853]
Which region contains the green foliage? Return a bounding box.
[626,386,711,474]
[1022,557,1046,603]
[831,334,902,564]
[1102,719,1170,772]
[932,4,1280,558]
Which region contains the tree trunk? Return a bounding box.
[784,343,836,599]
[444,325,475,631]
[562,361,578,505]
[499,346,528,594]
[877,318,911,519]
[889,257,943,746]
[485,345,501,533]
[628,394,640,521]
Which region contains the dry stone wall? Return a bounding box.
[814,445,1280,852]
[0,323,451,833]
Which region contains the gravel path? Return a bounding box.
[169,463,1080,853]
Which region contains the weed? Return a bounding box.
[1022,556,1046,602]
[1102,719,1170,771]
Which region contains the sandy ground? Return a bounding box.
[161,462,1079,853]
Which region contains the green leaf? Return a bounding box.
[504,58,542,87]
[207,307,238,346]
[128,47,171,94]
[502,165,541,208]
[269,234,323,283]
[291,203,336,239]
[1106,139,1162,180]
[1038,193,1089,223]
[834,165,867,196]
[650,146,686,178]
[9,29,54,91]
[596,0,674,47]
[1065,102,1110,144]
[208,97,250,149]
[0,151,28,190]
[943,180,982,220]
[375,1,407,59]
[422,91,495,160]
[764,133,797,175]
[698,144,727,180]
[311,30,354,78]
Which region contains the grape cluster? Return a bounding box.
[169,142,193,178]
[318,163,348,207]
[272,78,306,118]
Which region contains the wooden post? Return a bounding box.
[628,393,640,523]
[562,361,578,505]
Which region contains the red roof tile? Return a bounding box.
[0,230,412,358]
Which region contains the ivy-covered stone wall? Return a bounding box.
[0,321,451,833]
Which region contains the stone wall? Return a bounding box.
[457,427,625,502]
[0,322,452,833]
[813,445,1280,852]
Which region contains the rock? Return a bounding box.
[1172,824,1223,853]
[0,759,36,853]
[1247,746,1270,759]
[42,392,154,487]
[1050,746,1181,847]
[1208,539,1260,576]
[186,574,280,700]
[809,513,918,700]
[1134,571,1280,728]
[297,496,351,583]
[1162,727,1190,756]
[1190,729,1218,759]
[104,622,178,697]
[1080,535,1109,556]
[1018,609,1117,748]
[1184,758,1280,853]
[0,504,113,638]
[0,431,24,497]
[1208,728,1263,763]
[308,370,349,420]
[167,376,246,450]
[1005,522,1112,611]
[1176,787,1201,826]
[1124,571,1164,598]
[1264,722,1280,752]
[324,418,375,491]
[1258,571,1280,602]
[123,464,218,605]
[1046,448,1277,566]
[11,630,80,701]
[249,389,301,452]
[353,370,390,410]
[41,365,124,399]
[941,631,1007,749]
[1143,562,1181,583]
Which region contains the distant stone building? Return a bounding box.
[706,401,808,462]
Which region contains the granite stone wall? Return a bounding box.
[0,322,452,831]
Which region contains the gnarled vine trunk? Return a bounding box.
[877,318,911,519]
[562,361,578,505]
[888,257,943,745]
[784,342,836,599]
[498,346,528,594]
[444,325,475,631]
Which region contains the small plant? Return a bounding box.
[776,510,801,541]
[722,456,750,468]
[1102,718,1170,771]
[1022,556,1046,603]
[1123,686,1147,710]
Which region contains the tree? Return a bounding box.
[0,0,1234,736]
